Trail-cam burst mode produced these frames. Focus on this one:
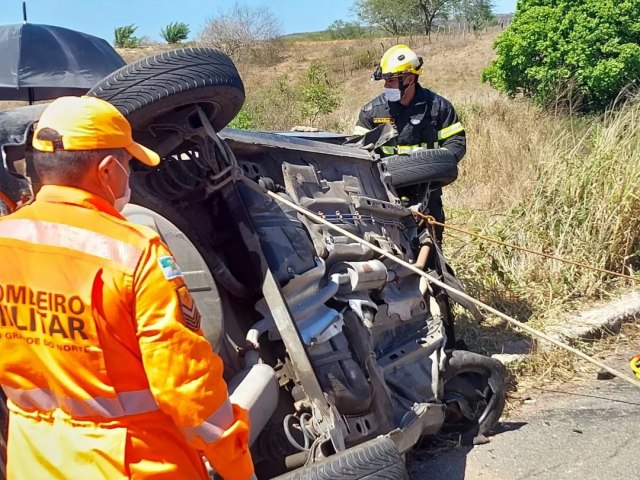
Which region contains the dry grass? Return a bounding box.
[448,97,640,318]
[234,30,502,133]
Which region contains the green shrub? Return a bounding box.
[300,62,341,126]
[228,109,254,130]
[160,22,190,44]
[482,0,640,112]
[114,24,140,48]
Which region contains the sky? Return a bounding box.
[0,0,519,43]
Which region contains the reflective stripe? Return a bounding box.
[352,125,371,136]
[380,146,396,156]
[182,397,234,444]
[437,122,464,140]
[397,143,429,154]
[2,385,159,418]
[0,219,142,269]
[382,143,429,156]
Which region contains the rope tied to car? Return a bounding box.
[415,212,640,283]
[265,190,640,390]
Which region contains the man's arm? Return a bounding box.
[133,238,254,480]
[353,107,375,136]
[437,100,466,163]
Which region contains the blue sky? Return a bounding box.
[1,0,518,43]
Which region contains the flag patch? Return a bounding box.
[176,285,201,332]
[158,256,183,280]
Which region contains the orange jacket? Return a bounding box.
[0,185,254,479]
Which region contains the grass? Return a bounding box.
[449,97,640,313]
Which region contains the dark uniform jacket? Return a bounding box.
[354,83,466,240]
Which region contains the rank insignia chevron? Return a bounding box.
[176,285,201,332]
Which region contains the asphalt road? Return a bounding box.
[408,351,640,480]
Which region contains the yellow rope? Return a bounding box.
[414,212,639,282]
[267,191,640,390]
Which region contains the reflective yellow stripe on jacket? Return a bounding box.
[437,122,464,141]
[381,143,429,156]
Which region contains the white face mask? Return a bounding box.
[384,87,402,102]
[106,159,131,212]
[113,182,131,212]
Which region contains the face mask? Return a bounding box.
[384,87,402,102]
[113,182,131,212]
[105,159,131,212]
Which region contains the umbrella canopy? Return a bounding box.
[0,23,126,102]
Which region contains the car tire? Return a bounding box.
[442,350,507,439]
[384,148,458,188]
[273,437,408,480]
[88,47,244,135]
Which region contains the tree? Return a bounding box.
[198,2,282,59]
[300,62,341,126]
[160,22,190,44]
[482,0,640,112]
[455,0,494,31]
[114,24,140,48]
[354,0,456,37]
[327,20,366,40]
[353,0,415,36]
[413,0,456,37]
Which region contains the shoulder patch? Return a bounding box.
[158,256,183,280]
[373,117,392,124]
[176,285,201,332]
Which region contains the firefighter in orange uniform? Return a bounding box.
[0,96,255,479]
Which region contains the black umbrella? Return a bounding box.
[0,21,126,103]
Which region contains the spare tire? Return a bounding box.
[274,437,408,480]
[88,48,244,136]
[384,148,458,187]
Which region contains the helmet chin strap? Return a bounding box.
[398,76,413,99]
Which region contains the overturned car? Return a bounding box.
[0,48,506,479]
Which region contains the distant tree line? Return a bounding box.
[352,0,495,38]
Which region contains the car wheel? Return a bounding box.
[442,349,507,440]
[385,148,458,188]
[273,437,408,480]
[88,47,244,150]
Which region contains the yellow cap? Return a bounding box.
[32,96,160,167]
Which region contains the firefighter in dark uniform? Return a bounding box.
[354,44,466,243]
